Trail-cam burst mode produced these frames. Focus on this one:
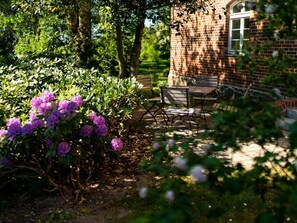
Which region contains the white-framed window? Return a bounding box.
[228,1,252,54]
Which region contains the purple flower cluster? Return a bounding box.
[111,138,123,151]
[46,110,61,129]
[38,102,53,115]
[0,91,123,165]
[80,125,93,138]
[71,96,83,107]
[22,123,34,135]
[0,129,8,139]
[41,91,55,102]
[30,96,43,108]
[86,111,108,136]
[6,117,22,138]
[57,141,71,157]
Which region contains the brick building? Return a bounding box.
[170,0,297,93]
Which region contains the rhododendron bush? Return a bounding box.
[0,91,123,193]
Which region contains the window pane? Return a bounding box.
[232,40,240,51]
[244,29,250,39]
[233,2,243,13]
[244,19,250,28]
[232,19,241,29]
[232,30,241,39]
[244,1,253,11]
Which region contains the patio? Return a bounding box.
[131,105,289,170]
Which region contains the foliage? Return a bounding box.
[141,22,170,63]
[133,1,297,222]
[0,58,142,134]
[0,0,217,75]
[13,14,71,59]
[133,97,297,222]
[0,91,123,195]
[235,0,297,97]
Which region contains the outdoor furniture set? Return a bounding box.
[274,98,297,131]
[137,75,218,129]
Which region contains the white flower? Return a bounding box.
[273,32,280,40]
[272,51,279,58]
[139,187,148,198]
[173,157,187,170]
[265,4,277,14]
[165,190,175,202]
[201,144,212,153]
[152,142,160,151]
[190,165,207,182]
[167,138,175,146]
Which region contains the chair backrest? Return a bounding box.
[136,76,153,92]
[160,86,190,107]
[190,75,218,87]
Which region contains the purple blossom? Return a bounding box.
[32,119,44,129]
[87,110,97,121]
[96,124,108,136]
[0,129,7,139]
[6,117,22,137]
[46,111,61,129]
[22,123,34,135]
[71,96,83,108]
[29,111,37,121]
[1,157,10,169]
[45,138,53,149]
[93,115,105,126]
[57,141,71,157]
[111,138,123,151]
[80,125,93,138]
[41,91,55,102]
[38,102,52,115]
[66,101,78,112]
[58,100,68,114]
[30,96,43,108]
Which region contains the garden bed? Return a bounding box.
[0,131,155,223]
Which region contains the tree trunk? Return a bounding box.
[77,0,92,66]
[130,17,145,78]
[66,1,79,37]
[115,18,127,78]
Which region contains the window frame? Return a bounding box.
[228,1,252,55]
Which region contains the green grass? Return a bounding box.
[139,60,170,77]
[139,60,170,94]
[125,185,263,223]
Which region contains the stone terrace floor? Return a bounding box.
[131,106,289,170]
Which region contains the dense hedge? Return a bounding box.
[0,58,142,134]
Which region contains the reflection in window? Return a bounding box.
[228,1,252,54]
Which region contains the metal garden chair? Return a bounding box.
[137,76,162,123]
[160,86,201,129]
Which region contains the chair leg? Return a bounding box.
[139,102,158,123]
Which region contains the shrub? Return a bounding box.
[0,58,142,134]
[0,91,123,194]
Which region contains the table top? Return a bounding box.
[171,85,216,95]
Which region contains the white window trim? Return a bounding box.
[228,1,252,55]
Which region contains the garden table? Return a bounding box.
[175,86,217,127]
[173,86,217,112]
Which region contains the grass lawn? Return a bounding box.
[139,60,169,90]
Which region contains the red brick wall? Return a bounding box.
[170,0,297,91]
